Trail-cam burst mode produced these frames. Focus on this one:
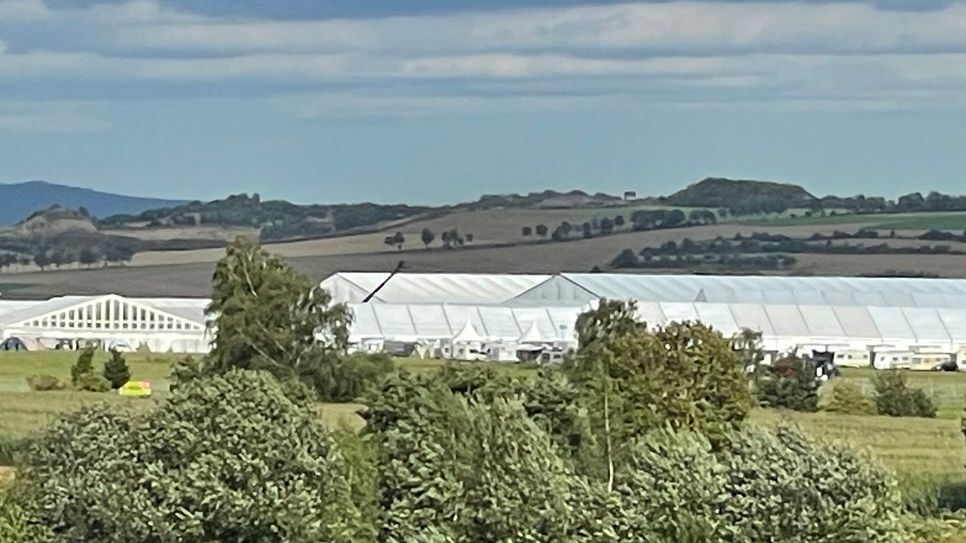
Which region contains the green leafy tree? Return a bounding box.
[202,237,352,396]
[568,301,753,484]
[33,251,50,271]
[535,224,548,237]
[70,347,95,387]
[20,370,372,543]
[102,348,131,389]
[521,226,532,237]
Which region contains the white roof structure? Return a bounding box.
[0,294,210,353]
[327,272,966,355]
[322,272,551,304]
[516,273,966,308]
[452,320,485,344]
[324,272,966,309]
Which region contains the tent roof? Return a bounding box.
[452,320,485,343]
[322,272,551,304]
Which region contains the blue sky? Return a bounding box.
[2,0,966,204]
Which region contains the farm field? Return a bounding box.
[1,220,914,299]
[2,351,966,487]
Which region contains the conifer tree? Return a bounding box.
[102,349,131,389]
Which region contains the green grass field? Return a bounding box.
[2,352,966,486]
[741,211,966,230]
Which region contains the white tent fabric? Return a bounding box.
[322,272,550,304]
[452,320,485,343]
[343,300,966,354]
[323,272,966,309]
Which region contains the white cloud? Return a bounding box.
[0,0,49,21]
[3,1,966,114]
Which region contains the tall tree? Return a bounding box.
[204,237,352,391]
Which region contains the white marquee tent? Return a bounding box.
[0,294,210,353]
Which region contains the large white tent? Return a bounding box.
[0,294,210,353]
[327,272,966,363]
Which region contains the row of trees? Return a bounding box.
[611,249,797,271]
[382,228,476,251]
[521,209,718,243]
[0,245,135,273]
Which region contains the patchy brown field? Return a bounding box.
[5,218,949,299]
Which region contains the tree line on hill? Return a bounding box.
[663,177,966,217]
[521,209,717,243]
[1,238,956,541]
[99,193,434,242]
[378,228,477,251]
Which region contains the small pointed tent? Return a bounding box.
[452,320,485,343]
[518,321,548,344]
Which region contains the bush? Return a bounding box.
[69,347,95,387]
[74,373,110,393]
[873,371,937,418]
[716,426,906,542]
[0,489,54,543]
[756,356,819,412]
[20,370,372,542]
[307,352,394,402]
[25,374,65,392]
[822,380,877,415]
[102,349,131,389]
[0,434,23,465]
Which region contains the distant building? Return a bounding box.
[623,191,637,200]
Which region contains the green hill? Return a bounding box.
[665,178,817,212]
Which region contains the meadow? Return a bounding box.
[1,351,965,489]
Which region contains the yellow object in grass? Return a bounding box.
[118,381,151,398]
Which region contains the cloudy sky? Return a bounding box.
[2,0,966,203]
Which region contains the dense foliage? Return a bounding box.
[756,356,820,412]
[822,380,878,415]
[873,371,937,418]
[19,370,370,543]
[101,349,131,389]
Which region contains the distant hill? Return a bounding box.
[665,178,818,211]
[0,181,185,226]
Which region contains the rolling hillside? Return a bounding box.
[0,181,184,225]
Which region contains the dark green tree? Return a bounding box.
[102,348,131,389]
[535,224,548,237]
[78,248,98,268]
[756,356,819,412]
[873,370,937,418]
[420,227,435,248]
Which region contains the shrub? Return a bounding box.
[69,347,95,386]
[822,380,877,415]
[0,434,23,465]
[20,370,372,542]
[0,489,55,543]
[307,352,394,402]
[716,426,906,542]
[25,374,65,392]
[74,373,111,393]
[102,349,131,389]
[756,356,819,412]
[873,370,937,418]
